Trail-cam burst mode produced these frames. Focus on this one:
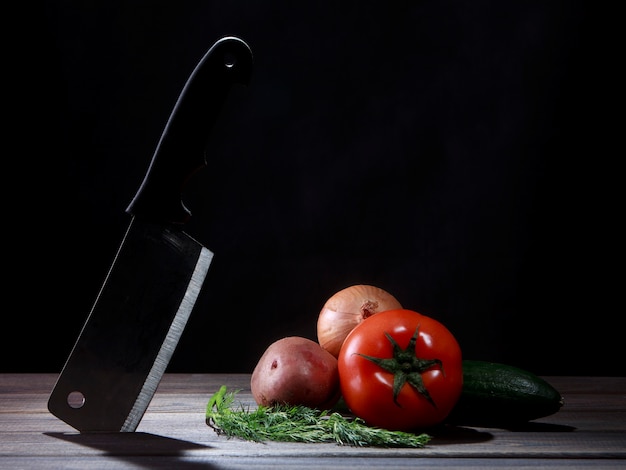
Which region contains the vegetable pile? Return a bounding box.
[206,284,564,446]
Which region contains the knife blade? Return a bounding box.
[47,36,253,433]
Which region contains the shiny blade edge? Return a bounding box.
[120,246,214,432]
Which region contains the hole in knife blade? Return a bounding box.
[67,391,85,409]
[224,52,236,68]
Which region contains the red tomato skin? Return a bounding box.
[338,309,463,431]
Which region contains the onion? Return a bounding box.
[316,284,402,357]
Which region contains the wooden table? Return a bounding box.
[1,374,624,469]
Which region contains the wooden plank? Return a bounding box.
[1,456,625,470]
[1,374,625,468]
[1,422,624,459]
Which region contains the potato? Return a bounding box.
[250,336,340,409]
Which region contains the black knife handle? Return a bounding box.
[126,36,253,224]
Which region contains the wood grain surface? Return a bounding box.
[1,374,624,469]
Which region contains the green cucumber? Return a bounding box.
[445,360,564,426]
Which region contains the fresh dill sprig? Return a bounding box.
[205,385,431,448]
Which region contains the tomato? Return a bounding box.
[337,309,463,431]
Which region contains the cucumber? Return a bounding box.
[445,360,564,426]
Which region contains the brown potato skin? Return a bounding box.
[250,336,340,409]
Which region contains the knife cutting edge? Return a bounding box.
[47,36,253,433]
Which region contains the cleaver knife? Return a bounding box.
[48,36,253,433]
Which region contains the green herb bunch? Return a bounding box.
[206,385,431,448]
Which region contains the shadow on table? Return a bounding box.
[44,431,216,469]
[428,420,576,445]
[496,421,577,432]
[428,424,494,445]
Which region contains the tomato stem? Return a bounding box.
[357,325,444,408]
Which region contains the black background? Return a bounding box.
[6,1,623,376]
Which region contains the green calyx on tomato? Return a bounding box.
[357,325,443,408]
